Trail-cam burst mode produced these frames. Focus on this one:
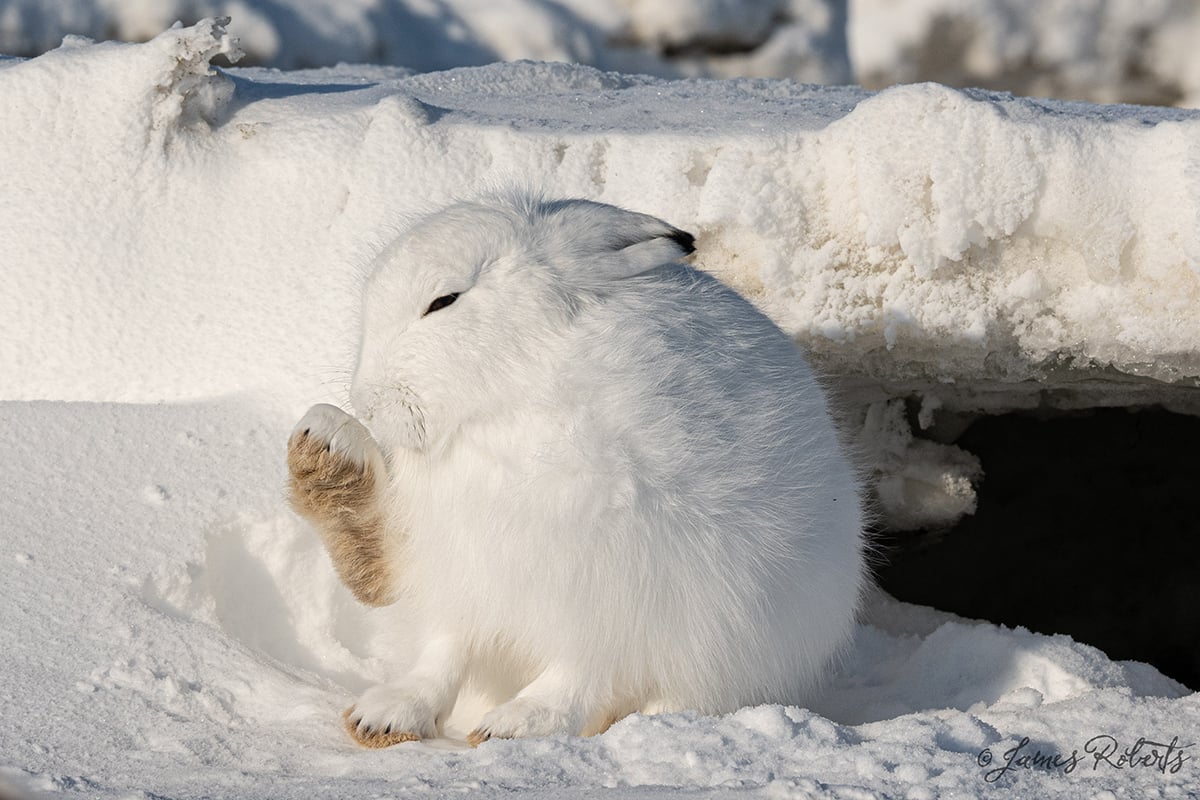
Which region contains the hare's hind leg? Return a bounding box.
[287,403,396,607]
[344,635,466,747]
[467,664,608,746]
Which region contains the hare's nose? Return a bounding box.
[349,385,376,420]
[352,383,399,423]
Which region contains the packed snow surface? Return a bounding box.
[1,20,1198,800]
[3,399,1196,799]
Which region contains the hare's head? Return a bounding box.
[350,193,694,452]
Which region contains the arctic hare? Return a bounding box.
[288,193,864,747]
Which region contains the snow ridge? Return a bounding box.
[148,16,242,135]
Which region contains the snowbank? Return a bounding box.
[5,19,1200,526]
[1,21,1198,799]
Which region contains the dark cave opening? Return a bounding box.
[875,405,1200,691]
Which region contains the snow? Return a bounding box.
[3,399,1195,798]
[0,0,852,82]
[7,18,1200,526]
[849,0,1200,107]
[1,18,1198,800]
[9,1,1200,107]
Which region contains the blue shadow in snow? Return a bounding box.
[223,71,379,101]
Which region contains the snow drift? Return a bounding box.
[4,18,1200,526]
[1,20,1198,800]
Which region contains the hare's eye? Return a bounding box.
[423,292,459,317]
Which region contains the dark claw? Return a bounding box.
[302,427,310,436]
[383,725,392,735]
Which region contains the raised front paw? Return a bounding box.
[287,403,385,520]
[343,684,439,749]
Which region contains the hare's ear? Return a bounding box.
[541,199,695,283]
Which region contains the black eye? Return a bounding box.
[423,292,459,317]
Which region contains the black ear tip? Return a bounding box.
[668,227,696,255]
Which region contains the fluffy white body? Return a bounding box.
[293,193,865,744]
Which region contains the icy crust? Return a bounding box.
[721,83,1200,397]
[1,400,1194,800]
[0,17,239,143]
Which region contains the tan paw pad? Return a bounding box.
[342,706,421,749]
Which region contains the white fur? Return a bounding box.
[292,403,385,474]
[341,192,865,740]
